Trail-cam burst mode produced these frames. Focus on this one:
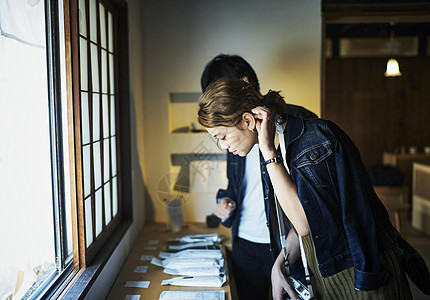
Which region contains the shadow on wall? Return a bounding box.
[144,185,155,222]
[130,91,155,226]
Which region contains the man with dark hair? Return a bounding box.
[201,54,260,93]
[201,54,317,299]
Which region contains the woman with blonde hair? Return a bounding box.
[198,78,414,300]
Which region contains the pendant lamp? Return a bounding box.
[384,25,401,77]
[385,58,401,77]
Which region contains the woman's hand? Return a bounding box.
[271,251,300,300]
[251,106,277,160]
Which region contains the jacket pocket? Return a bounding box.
[294,143,332,169]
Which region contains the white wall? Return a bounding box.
[140,0,322,222]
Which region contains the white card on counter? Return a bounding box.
[124,281,150,288]
[161,275,225,287]
[159,290,225,300]
[140,255,153,261]
[134,266,149,273]
[125,295,141,300]
[143,246,157,251]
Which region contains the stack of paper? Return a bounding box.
[152,248,226,287]
[165,233,222,251]
[171,233,222,244]
[159,249,223,260]
[161,275,226,287]
[151,256,223,270]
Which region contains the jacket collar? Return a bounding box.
[285,113,305,146]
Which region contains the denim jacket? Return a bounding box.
[216,104,318,256]
[216,105,317,281]
[273,114,396,291]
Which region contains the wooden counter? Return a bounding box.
[106,222,235,300]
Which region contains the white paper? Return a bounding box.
[151,257,164,267]
[169,233,221,244]
[134,266,148,273]
[143,246,157,251]
[160,249,222,260]
[159,290,225,300]
[166,241,214,251]
[154,257,223,269]
[163,267,224,276]
[140,255,153,261]
[148,239,159,245]
[158,251,174,259]
[125,295,141,300]
[161,275,226,287]
[124,281,150,288]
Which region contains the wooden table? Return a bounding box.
[106,222,234,300]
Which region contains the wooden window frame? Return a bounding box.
[43,0,132,298]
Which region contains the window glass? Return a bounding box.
[89,0,97,42]
[0,0,57,298]
[112,177,118,216]
[91,43,99,92]
[95,189,103,236]
[85,197,93,247]
[110,96,116,135]
[102,94,109,138]
[99,3,106,49]
[94,141,102,189]
[92,93,100,141]
[111,136,117,176]
[103,138,110,182]
[101,49,108,93]
[59,0,74,266]
[104,182,112,225]
[79,37,88,91]
[79,0,87,37]
[81,92,90,144]
[109,53,115,94]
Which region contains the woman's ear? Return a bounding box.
[242,112,256,133]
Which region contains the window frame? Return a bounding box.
[37,0,132,298]
[65,0,133,274]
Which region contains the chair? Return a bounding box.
[374,185,410,236]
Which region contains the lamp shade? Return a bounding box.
[384,58,402,77]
